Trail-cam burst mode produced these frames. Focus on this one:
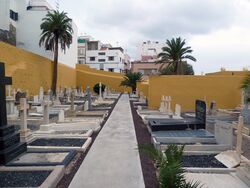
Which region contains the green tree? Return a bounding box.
[39,10,73,96]
[160,62,194,75]
[120,72,143,92]
[157,37,196,75]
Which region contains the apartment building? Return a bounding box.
[78,36,130,73]
[0,0,78,67]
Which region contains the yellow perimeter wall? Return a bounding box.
[147,75,246,111]
[0,42,130,94]
[0,42,76,95]
[76,64,130,92]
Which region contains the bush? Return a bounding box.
[93,83,106,94]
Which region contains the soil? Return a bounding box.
[130,100,159,188]
[28,138,87,147]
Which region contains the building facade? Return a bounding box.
[78,36,130,73]
[0,0,78,67]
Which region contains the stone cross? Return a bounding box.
[86,86,92,110]
[0,64,12,126]
[236,116,244,156]
[42,98,50,124]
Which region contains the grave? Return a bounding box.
[0,166,64,188]
[148,100,206,132]
[7,150,76,166]
[28,136,92,152]
[0,62,27,165]
[19,98,32,142]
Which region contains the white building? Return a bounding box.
[0,0,78,67]
[78,36,130,73]
[138,41,165,62]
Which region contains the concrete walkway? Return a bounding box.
[69,94,145,188]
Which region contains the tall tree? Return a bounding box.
[157,37,196,75]
[120,72,143,92]
[160,62,194,75]
[39,10,73,96]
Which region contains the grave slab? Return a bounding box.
[185,172,249,188]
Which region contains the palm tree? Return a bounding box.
[120,72,143,92]
[160,62,194,75]
[157,37,196,75]
[39,10,73,96]
[241,74,250,103]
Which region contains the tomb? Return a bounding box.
[148,100,206,132]
[0,62,27,165]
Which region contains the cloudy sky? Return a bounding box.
[48,0,250,74]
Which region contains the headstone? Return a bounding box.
[19,98,31,142]
[195,100,206,124]
[236,116,244,156]
[166,96,172,115]
[33,95,39,103]
[70,90,75,111]
[39,87,44,102]
[86,86,92,110]
[42,98,50,125]
[159,95,166,113]
[103,86,107,99]
[58,110,65,122]
[175,104,181,117]
[209,100,217,115]
[84,101,89,111]
[98,82,103,102]
[139,92,146,103]
[215,120,233,146]
[0,62,27,165]
[7,85,11,97]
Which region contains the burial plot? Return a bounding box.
[28,137,92,152]
[0,62,27,165]
[148,100,206,132]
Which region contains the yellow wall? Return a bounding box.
[206,71,249,76]
[137,80,149,97]
[0,42,76,95]
[148,75,245,111]
[76,64,131,92]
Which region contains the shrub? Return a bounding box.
[93,83,106,94]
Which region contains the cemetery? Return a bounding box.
[1,41,250,188]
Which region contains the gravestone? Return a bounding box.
[98,82,103,102]
[0,62,27,164]
[86,86,92,110]
[39,87,44,102]
[159,95,166,113]
[19,98,31,142]
[175,104,181,117]
[58,110,65,122]
[84,101,89,111]
[42,98,50,125]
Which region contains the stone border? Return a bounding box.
[6,150,76,167]
[33,129,93,138]
[27,137,92,152]
[0,165,65,188]
[185,167,236,173]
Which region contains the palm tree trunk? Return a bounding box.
[52,37,58,96]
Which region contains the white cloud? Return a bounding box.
[47,0,250,73]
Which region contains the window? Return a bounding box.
[87,42,98,50]
[98,59,105,62]
[108,68,114,72]
[90,57,95,61]
[108,56,114,61]
[98,52,105,55]
[10,10,18,21]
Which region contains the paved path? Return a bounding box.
[69,94,145,188]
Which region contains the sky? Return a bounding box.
[47,0,250,74]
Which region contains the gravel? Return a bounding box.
[0,171,51,187]
[182,154,226,168]
[29,138,87,147]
